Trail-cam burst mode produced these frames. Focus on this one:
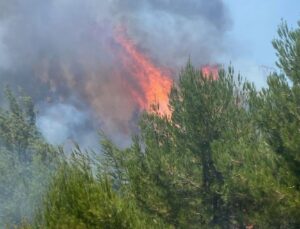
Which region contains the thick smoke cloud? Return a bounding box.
[0,0,231,147]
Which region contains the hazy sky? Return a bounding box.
[224,0,300,87]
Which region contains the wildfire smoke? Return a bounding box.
[0,0,231,146]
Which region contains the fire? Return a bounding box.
[113,27,219,118]
[114,27,172,117]
[201,65,219,80]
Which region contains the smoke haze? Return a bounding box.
[0,0,231,147]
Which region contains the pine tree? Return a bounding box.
[0,87,58,227]
[33,147,167,229]
[101,64,254,228]
[247,21,300,227]
[102,57,300,228]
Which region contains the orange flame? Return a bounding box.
[201,65,219,80]
[114,27,172,117]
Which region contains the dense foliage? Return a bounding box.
[0,87,58,227]
[1,21,300,228]
[33,148,166,229]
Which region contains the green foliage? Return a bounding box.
[272,21,300,84]
[253,21,300,184]
[34,148,167,229]
[246,21,300,227]
[101,41,300,227]
[0,87,58,227]
[101,64,256,228]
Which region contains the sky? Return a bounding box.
[224,0,300,87]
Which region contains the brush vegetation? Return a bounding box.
[1,21,300,228]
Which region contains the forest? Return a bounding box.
[0,21,300,228]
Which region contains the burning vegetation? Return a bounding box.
[114,26,219,118]
[114,26,173,117]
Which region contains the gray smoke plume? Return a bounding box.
[0,0,231,147]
